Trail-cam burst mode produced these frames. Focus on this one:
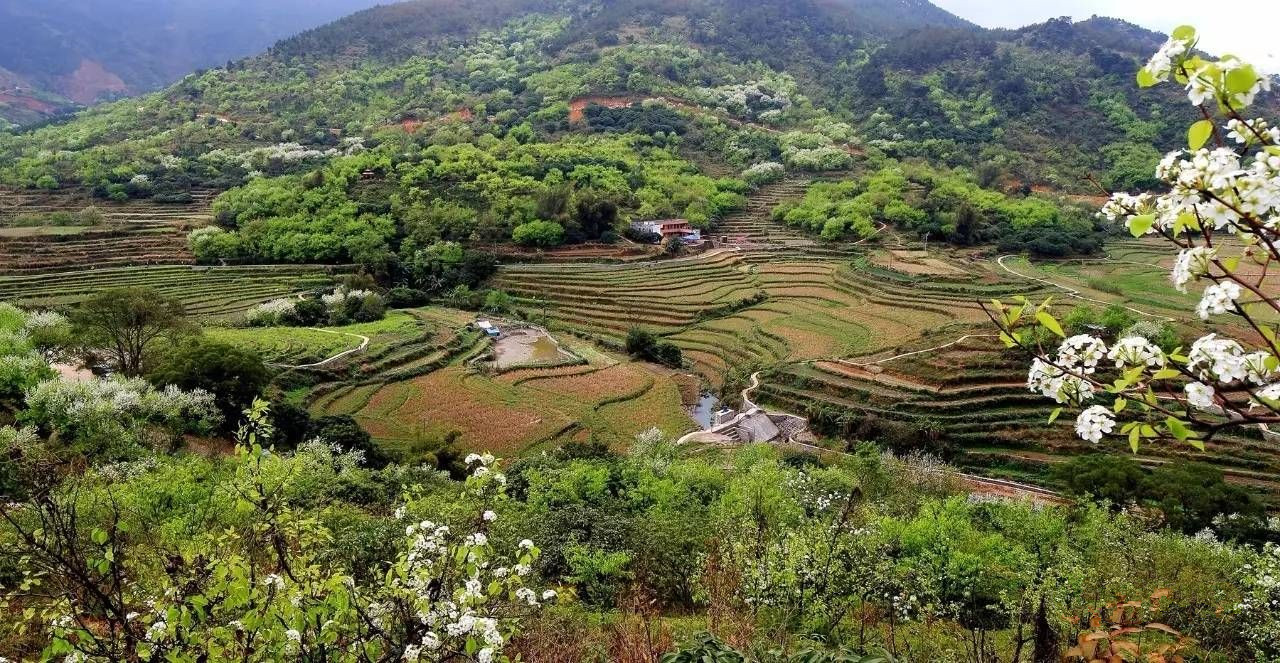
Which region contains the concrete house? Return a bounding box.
[630,219,701,242]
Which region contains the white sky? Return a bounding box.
[931,0,1280,73]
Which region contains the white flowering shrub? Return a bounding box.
[1236,543,1280,660]
[0,303,59,396]
[688,78,794,121]
[991,25,1280,452]
[9,401,554,662]
[238,142,341,171]
[24,376,222,453]
[244,297,297,326]
[779,133,854,172]
[741,161,785,186]
[321,288,375,308]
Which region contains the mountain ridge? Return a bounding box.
[0,0,390,126]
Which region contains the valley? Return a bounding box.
[2,1,1280,660]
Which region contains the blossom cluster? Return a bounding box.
[320,287,375,308]
[741,161,785,186]
[1235,543,1280,659]
[25,376,222,435]
[381,453,552,663]
[1140,27,1271,108]
[1026,334,1113,406]
[245,297,298,326]
[691,79,794,120]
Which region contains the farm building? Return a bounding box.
[476,320,501,337]
[630,219,701,242]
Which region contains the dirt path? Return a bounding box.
[741,370,762,409]
[268,329,370,369]
[820,333,998,369]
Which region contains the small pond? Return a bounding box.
[690,392,722,430]
[492,327,575,369]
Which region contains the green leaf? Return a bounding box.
[1136,67,1158,88]
[1128,214,1156,238]
[1129,427,1141,453]
[1152,368,1182,380]
[1188,120,1213,150]
[1226,65,1258,95]
[1036,310,1065,338]
[1165,416,1190,441]
[1171,25,1196,41]
[1188,438,1206,451]
[1114,397,1127,413]
[1048,407,1062,424]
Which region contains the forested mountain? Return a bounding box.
[0,0,1228,187]
[0,0,1274,263]
[0,0,388,126]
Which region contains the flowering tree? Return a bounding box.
[990,25,1280,451]
[1,401,554,662]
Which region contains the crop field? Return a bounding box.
[0,188,217,273]
[273,305,697,455]
[0,264,340,317]
[323,361,693,456]
[755,331,1280,501]
[479,181,1280,496]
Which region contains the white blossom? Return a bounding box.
[1197,281,1241,318]
[1188,334,1250,384]
[1107,336,1165,369]
[1056,335,1107,373]
[1075,405,1116,443]
[1027,358,1094,404]
[1171,246,1216,292]
[1143,34,1191,81]
[1185,382,1216,410]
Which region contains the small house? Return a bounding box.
[630,219,700,243]
[476,320,501,338]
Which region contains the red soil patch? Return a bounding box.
[568,95,641,123]
[0,91,58,114]
[59,59,128,104]
[398,107,473,133]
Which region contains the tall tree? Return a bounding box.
[72,287,187,376]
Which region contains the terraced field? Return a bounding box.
[0,188,216,273]
[495,239,1041,390]
[305,314,696,456]
[710,176,866,262]
[755,331,1280,500]
[481,178,1280,496]
[0,264,341,317]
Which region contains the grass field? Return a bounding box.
[206,312,428,364]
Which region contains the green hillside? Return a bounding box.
[0,0,1225,197]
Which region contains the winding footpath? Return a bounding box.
[821,333,998,369]
[267,329,370,369]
